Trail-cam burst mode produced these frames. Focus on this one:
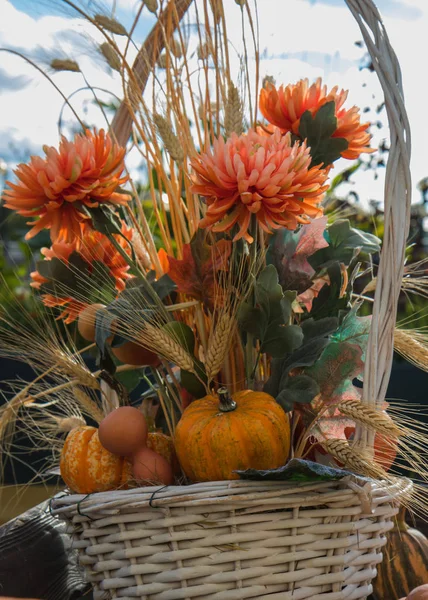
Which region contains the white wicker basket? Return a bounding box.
[52,0,413,598]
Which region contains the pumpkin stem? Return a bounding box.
[218,387,237,412]
[394,504,410,532]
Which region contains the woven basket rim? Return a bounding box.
[51,477,412,517]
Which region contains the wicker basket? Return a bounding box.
[52,0,413,598]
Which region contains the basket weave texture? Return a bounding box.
[52,479,409,600]
[52,0,413,597]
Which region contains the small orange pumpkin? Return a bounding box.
[174,388,290,482]
[60,426,131,494]
[60,427,177,493]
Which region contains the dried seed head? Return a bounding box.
[262,75,276,89]
[235,0,246,5]
[337,399,403,438]
[157,54,168,69]
[224,82,244,137]
[144,0,158,13]
[50,59,80,73]
[154,114,184,163]
[99,42,121,71]
[57,416,86,432]
[73,387,104,423]
[394,328,428,373]
[205,313,234,382]
[322,438,388,480]
[143,323,195,372]
[170,38,183,58]
[94,14,127,36]
[197,43,210,60]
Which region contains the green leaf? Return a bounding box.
[261,324,303,358]
[237,303,265,339]
[299,101,349,167]
[115,368,146,393]
[88,205,123,236]
[309,219,381,269]
[180,359,207,399]
[276,375,320,411]
[236,458,364,482]
[238,265,303,359]
[264,316,338,402]
[308,262,349,321]
[152,273,176,300]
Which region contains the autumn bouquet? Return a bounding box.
[8,0,428,501]
[2,0,426,596]
[1,71,409,492]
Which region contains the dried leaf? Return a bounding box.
[166,233,231,310]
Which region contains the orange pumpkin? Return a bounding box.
[60,426,132,494]
[60,427,177,493]
[372,507,428,600]
[174,388,290,482]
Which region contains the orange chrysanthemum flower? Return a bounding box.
[259,78,373,160]
[191,129,329,241]
[3,129,130,242]
[31,223,133,323]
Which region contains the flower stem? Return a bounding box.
[244,215,258,388]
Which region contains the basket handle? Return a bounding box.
[345,0,412,448]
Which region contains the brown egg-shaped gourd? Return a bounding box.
[372,507,428,600]
[77,303,106,341]
[98,406,148,456]
[111,340,160,367]
[174,388,290,482]
[147,431,180,474]
[132,447,174,485]
[60,426,132,494]
[408,585,428,600]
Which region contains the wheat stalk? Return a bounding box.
[322,438,388,480]
[394,328,428,372]
[224,82,244,137]
[72,387,104,424]
[55,352,100,390]
[337,399,402,438]
[50,59,80,72]
[143,324,195,373]
[144,0,158,13]
[205,312,234,382]
[153,114,184,162]
[56,416,86,432]
[93,14,127,35]
[100,42,121,71]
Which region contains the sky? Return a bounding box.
[0,0,427,209]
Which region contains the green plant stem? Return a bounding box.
[245,215,258,388]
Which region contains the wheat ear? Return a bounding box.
[72,387,105,424]
[322,438,388,480]
[153,114,184,162]
[224,82,244,137]
[337,399,402,438]
[93,14,127,35]
[205,312,234,382]
[100,42,121,71]
[143,324,195,372]
[394,328,428,372]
